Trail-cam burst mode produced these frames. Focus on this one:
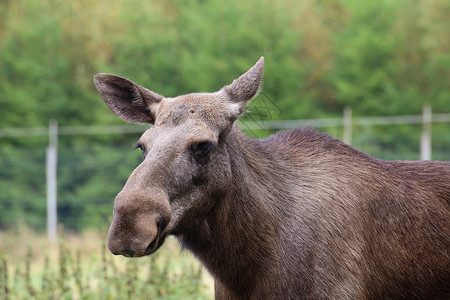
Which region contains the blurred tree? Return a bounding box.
[330,0,401,114]
[0,0,448,231]
[395,0,450,112]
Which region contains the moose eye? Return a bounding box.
[191,141,214,164]
[134,142,147,158]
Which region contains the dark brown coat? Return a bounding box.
[94,57,450,299]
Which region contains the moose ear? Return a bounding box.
[93,73,163,124]
[223,56,264,117]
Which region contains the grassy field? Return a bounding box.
[0,227,214,299]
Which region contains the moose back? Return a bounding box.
[94,57,450,299]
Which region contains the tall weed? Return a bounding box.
[0,233,211,300]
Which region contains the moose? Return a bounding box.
[94,57,450,299]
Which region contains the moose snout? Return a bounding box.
[107,187,171,258]
[108,213,169,257]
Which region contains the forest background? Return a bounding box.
[0,0,449,231]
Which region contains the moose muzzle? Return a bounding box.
[107,188,171,257]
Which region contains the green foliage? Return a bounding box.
[332,0,400,114]
[0,146,47,229]
[0,0,449,230]
[1,0,449,124]
[0,255,8,299]
[0,237,210,299]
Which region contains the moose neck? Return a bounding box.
[178,126,286,296]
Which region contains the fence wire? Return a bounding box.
[0,119,449,232]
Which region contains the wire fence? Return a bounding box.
[1,108,449,237]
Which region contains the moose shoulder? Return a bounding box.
[94,57,450,299]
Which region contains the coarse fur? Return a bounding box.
[94,57,450,299]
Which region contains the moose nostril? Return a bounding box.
[148,236,158,252]
[120,249,135,257]
[158,215,169,232]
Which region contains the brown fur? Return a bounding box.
[94,57,450,299]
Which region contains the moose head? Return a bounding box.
[94,57,264,257]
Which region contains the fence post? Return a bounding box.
[420,104,432,160]
[46,120,58,241]
[343,106,352,145]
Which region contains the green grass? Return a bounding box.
[0,228,214,299]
